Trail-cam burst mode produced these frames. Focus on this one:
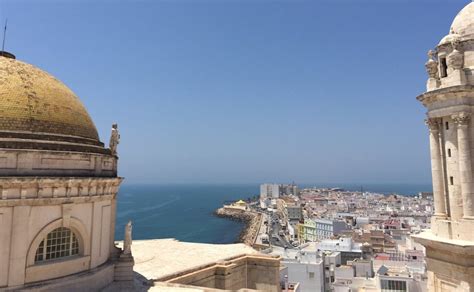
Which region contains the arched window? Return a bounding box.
[34,227,80,263]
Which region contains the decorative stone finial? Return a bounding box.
[123,220,133,255]
[452,112,471,126]
[109,123,120,156]
[425,50,439,79]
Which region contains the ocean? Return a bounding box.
[114,183,432,243]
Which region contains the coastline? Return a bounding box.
[114,184,431,244]
[214,207,262,246]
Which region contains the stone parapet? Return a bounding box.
[152,282,261,291]
[416,85,474,108]
[164,254,281,292]
[0,149,117,177]
[414,231,474,291]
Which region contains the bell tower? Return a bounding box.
[414,2,474,291]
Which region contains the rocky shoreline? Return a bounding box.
[214,207,262,246]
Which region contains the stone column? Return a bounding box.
[453,112,474,218]
[426,118,447,217]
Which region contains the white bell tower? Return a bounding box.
[414,2,474,291]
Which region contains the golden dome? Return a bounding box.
[0,55,99,141]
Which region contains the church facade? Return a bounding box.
[0,52,127,290]
[415,2,474,291]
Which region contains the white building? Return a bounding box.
[260,183,280,208]
[318,237,364,264]
[377,268,424,292]
[333,271,423,292]
[260,183,299,201]
[333,261,423,292]
[318,237,361,252]
[315,219,349,240]
[287,204,303,221]
[260,183,280,199]
[283,252,325,292]
[323,251,342,291]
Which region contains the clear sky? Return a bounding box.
[0,0,468,184]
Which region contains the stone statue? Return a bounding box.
[425,50,439,79]
[109,123,120,156]
[123,220,132,255]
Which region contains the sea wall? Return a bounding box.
[215,208,262,246]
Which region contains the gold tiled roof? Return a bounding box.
[0,56,99,141]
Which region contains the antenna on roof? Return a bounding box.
[0,18,15,59]
[1,19,7,52]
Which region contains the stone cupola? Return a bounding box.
[423,3,474,92]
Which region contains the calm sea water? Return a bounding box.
[115,183,432,243]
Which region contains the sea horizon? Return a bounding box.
[121,182,432,193]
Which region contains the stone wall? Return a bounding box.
[0,176,122,289]
[215,208,262,246]
[163,255,282,292]
[4,261,116,292]
[0,149,117,177]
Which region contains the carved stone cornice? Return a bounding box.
[0,177,123,201]
[452,112,471,126]
[425,118,442,131]
[0,194,116,207]
[416,85,474,107]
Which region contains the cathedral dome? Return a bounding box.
[440,3,474,45]
[0,54,111,155]
[0,55,99,141]
[451,2,474,39]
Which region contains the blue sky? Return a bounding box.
[0,0,468,184]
